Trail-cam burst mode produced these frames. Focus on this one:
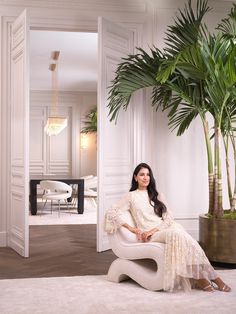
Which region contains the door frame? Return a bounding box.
[0,12,145,252]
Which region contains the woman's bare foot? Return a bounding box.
[196,279,214,292]
[211,277,231,292]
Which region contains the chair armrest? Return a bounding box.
[108,232,165,263]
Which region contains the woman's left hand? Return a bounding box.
[141,230,153,242]
[141,228,158,242]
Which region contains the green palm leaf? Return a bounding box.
[81,107,97,134]
[164,0,211,55]
[107,47,164,121]
[217,4,236,40]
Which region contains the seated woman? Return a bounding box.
[104,162,231,293]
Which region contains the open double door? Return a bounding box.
[9,11,135,256]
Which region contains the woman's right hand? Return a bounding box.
[132,227,143,241]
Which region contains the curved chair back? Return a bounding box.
[40,180,72,195]
[80,175,94,180]
[39,180,73,216]
[84,176,97,190]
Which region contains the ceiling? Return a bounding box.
[30,30,98,92]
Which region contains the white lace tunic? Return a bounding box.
[104,190,217,292]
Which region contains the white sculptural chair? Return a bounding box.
[40,180,72,217]
[107,211,165,291]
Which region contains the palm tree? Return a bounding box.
[107,0,236,218]
[217,5,236,212]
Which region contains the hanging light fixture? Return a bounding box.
[44,51,68,136]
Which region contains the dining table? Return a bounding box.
[29,175,84,215]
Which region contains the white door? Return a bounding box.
[9,10,29,257]
[97,18,134,252]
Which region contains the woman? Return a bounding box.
[104,163,231,293]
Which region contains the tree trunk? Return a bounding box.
[202,118,214,215]
[230,132,236,212]
[223,135,232,207]
[214,126,223,218]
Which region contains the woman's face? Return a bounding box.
[134,167,150,190]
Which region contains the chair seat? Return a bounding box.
[84,189,97,197]
[42,192,71,200]
[107,211,165,291]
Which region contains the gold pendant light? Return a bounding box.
[44,51,67,136]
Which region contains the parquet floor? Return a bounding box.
[0,225,116,279]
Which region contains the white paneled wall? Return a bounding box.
[47,106,72,175]
[30,106,46,174]
[79,93,97,177]
[0,0,233,248]
[30,90,97,177]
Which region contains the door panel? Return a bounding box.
[9,10,29,257]
[97,18,134,252]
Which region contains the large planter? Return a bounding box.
[199,214,236,263]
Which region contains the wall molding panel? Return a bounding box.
[30,90,97,177]
[1,0,231,249]
[0,17,15,247]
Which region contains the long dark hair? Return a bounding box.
[129,163,167,217]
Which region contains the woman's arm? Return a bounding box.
[122,223,143,240]
[104,193,131,234]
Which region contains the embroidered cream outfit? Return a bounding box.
[104,190,217,292]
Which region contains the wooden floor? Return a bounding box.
[0,225,116,279]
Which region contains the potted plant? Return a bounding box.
[81,107,97,134]
[107,0,236,263]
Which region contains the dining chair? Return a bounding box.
[72,175,97,209]
[71,175,94,207]
[40,180,72,217]
[84,176,97,208]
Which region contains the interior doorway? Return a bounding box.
[29,30,98,227]
[6,13,136,256]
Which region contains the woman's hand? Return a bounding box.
[141,228,159,242]
[132,227,143,241]
[122,223,143,240]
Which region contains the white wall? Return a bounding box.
[0,0,233,246]
[30,98,73,176]
[79,95,97,177]
[30,90,97,177]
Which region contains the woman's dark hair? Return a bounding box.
[129,163,167,217]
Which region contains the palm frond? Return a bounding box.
[217,3,236,40]
[168,105,199,136]
[176,44,207,80]
[166,81,205,135]
[107,47,164,121]
[156,0,210,84]
[164,0,211,56]
[199,33,236,124]
[81,107,97,133]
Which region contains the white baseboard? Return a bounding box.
[0,231,7,246]
[175,218,199,241]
